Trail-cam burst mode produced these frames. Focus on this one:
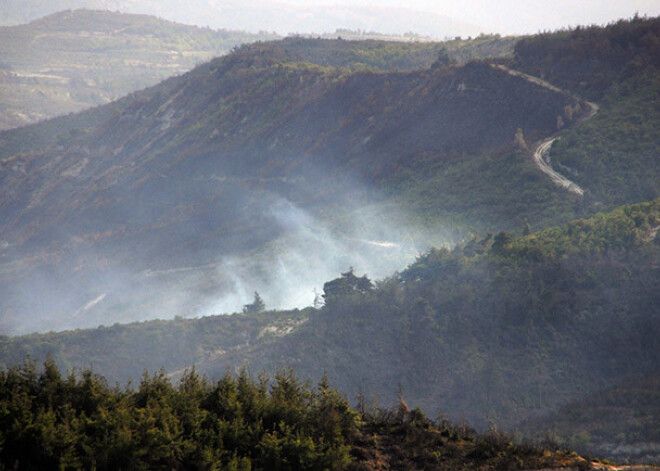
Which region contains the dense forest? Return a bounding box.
[0,360,593,470]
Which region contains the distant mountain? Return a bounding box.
[0,9,277,129]
[0,0,483,38]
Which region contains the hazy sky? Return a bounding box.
[3,0,659,37]
[278,0,660,35]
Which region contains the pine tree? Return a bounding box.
[243,292,265,314]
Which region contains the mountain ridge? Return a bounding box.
[0,36,587,334]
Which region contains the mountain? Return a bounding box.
[0,33,584,334]
[0,9,278,130]
[1,16,660,464]
[0,0,483,38]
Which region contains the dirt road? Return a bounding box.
[490,63,594,196]
[533,137,584,196]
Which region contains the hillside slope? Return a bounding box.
[3,199,658,454]
[204,199,660,430]
[511,16,660,207]
[0,37,584,334]
[518,375,660,465]
[0,9,277,129]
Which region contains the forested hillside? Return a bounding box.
[0,361,596,470]
[3,199,658,463]
[512,16,660,206]
[0,32,584,334]
[203,199,660,430]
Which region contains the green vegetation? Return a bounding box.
[0,361,356,470]
[0,310,310,384]
[0,13,515,131]
[2,199,658,465]
[247,37,448,72]
[507,15,660,213]
[322,268,373,305]
[435,33,518,65]
[250,34,516,72]
[1,17,660,464]
[386,144,584,234]
[0,359,590,470]
[240,199,660,429]
[549,69,660,206]
[513,15,660,100]
[243,292,266,314]
[0,32,580,335]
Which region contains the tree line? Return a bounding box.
[0,358,592,470]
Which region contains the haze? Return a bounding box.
[3,0,660,37]
[1,0,658,335]
[313,0,660,35]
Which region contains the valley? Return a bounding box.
[0,11,659,469]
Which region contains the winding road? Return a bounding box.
[490,63,599,197]
[533,137,584,196]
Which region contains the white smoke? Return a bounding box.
[199,195,444,316]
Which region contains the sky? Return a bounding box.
[280,0,660,35]
[3,0,660,37]
[121,0,660,40]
